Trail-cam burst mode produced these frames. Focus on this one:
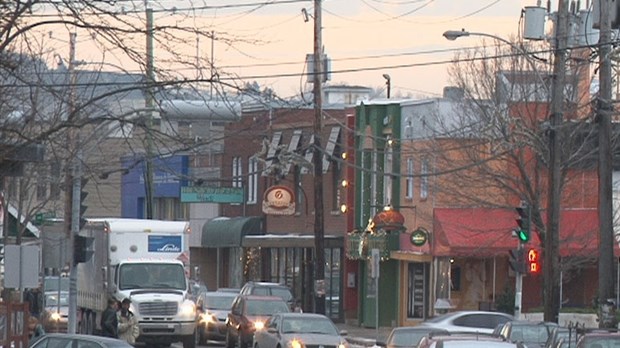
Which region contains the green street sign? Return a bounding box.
[34,211,56,225]
[180,186,244,203]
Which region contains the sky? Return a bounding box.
[48,0,588,100]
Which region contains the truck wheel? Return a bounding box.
[182,331,196,348]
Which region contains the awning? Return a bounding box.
[2,203,40,239]
[242,234,343,248]
[433,208,619,257]
[201,216,263,248]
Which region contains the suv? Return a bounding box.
[225,295,291,348]
[239,281,296,310]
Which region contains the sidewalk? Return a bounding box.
[335,323,392,347]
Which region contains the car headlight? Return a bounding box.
[200,313,216,324]
[254,321,265,331]
[288,339,304,348]
[180,302,196,317]
[50,312,61,321]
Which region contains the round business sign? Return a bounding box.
[410,228,428,247]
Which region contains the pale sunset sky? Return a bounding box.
[45,0,585,99]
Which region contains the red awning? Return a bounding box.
[432,208,619,257]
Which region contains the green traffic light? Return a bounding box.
[517,229,530,242]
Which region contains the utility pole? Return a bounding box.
[65,31,79,334]
[597,0,617,328]
[144,2,155,219]
[544,0,569,323]
[312,0,326,315]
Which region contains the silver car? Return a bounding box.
[419,311,514,334]
[30,333,133,348]
[253,313,347,348]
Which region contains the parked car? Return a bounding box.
[575,329,620,348]
[197,291,238,344]
[253,313,347,348]
[39,291,69,333]
[226,295,291,348]
[419,311,514,334]
[498,321,559,348]
[29,333,133,348]
[240,282,296,311]
[376,327,448,348]
[417,331,510,348]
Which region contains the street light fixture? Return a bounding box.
[442,29,549,94]
[382,74,391,99]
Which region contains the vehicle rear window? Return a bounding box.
[271,288,293,301]
[246,300,290,315]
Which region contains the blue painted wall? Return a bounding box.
[121,155,189,218]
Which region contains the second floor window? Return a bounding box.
[247,156,258,204]
[420,158,429,199]
[233,156,243,188]
[406,157,414,199]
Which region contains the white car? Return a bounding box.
[419,311,514,334]
[253,313,348,348]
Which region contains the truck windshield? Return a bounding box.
[119,263,187,291]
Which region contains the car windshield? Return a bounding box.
[205,295,236,310]
[391,330,433,346]
[44,277,69,292]
[245,300,290,316]
[584,337,620,348]
[511,325,551,343]
[45,293,69,307]
[281,317,338,335]
[119,263,186,290]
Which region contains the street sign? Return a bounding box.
[371,248,380,279]
[34,211,56,225]
[180,186,244,203]
[5,245,40,288]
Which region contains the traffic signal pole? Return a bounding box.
[514,242,524,319]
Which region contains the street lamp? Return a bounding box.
[442,29,549,94]
[382,74,391,99]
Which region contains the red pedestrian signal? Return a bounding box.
[527,248,540,274]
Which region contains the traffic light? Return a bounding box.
[79,177,89,230]
[508,248,525,273]
[73,235,94,264]
[515,205,531,243]
[527,248,541,274]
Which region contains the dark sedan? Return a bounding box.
[197,291,238,344]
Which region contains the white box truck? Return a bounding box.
[76,218,197,348]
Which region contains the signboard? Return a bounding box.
[180,186,244,203]
[262,185,295,216]
[5,245,40,288]
[410,228,428,247]
[148,235,182,253]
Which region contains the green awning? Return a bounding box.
[201,216,263,248]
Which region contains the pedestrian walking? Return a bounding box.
[28,316,46,344]
[118,298,139,345]
[100,298,119,338]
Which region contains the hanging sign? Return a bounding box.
[410,228,428,247]
[262,185,295,215]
